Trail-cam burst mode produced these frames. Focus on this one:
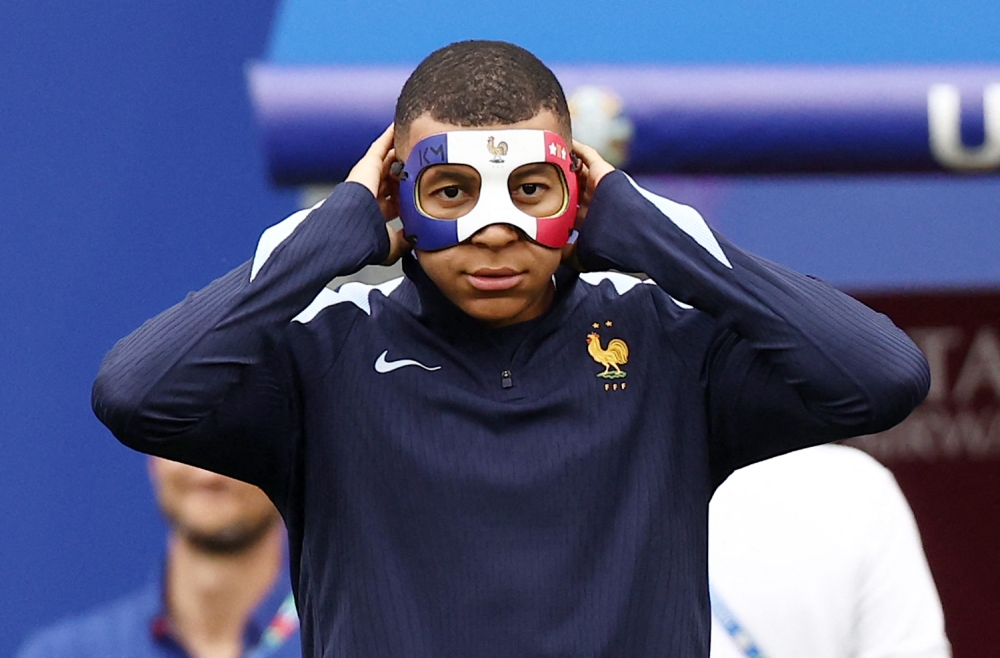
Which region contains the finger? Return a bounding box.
[572,140,602,166]
[572,140,615,189]
[347,125,396,197]
[378,146,398,188]
[367,124,395,160]
[360,126,395,172]
[381,147,397,173]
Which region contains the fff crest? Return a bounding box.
[587,321,629,391]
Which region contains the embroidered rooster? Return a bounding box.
[587,332,629,379]
[487,136,509,161]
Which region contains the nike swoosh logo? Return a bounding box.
[374,350,442,373]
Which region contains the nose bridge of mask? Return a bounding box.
[443,130,550,243]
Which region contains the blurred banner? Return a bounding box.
[247,64,1000,184]
[847,289,1000,658]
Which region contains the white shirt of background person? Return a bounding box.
[708,444,951,658]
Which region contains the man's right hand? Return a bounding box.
[346,124,411,265]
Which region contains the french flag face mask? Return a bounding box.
[396,129,579,251]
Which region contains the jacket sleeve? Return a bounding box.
[91,183,390,503]
[576,171,930,482]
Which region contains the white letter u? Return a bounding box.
[928,83,1000,171]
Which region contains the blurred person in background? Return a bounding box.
[708,444,950,658]
[15,457,299,658]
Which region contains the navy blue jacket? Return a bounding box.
[93,171,929,657]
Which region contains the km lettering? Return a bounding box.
[418,144,446,167]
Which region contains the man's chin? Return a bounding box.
[461,289,558,327]
[174,515,279,555]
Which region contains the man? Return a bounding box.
[92,40,930,656]
[709,444,951,658]
[15,458,299,658]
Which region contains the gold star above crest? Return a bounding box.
[605,320,613,327]
[592,323,600,329]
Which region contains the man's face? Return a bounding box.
[148,457,280,554]
[395,111,573,327]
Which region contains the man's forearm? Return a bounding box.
[92,182,389,456]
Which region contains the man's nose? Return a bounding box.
[470,223,522,248]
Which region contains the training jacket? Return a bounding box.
[92,171,930,658]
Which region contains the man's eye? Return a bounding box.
[442,186,461,199]
[515,183,549,196]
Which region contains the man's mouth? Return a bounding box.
[466,267,525,292]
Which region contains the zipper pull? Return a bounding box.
[501,370,513,389]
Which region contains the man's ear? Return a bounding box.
[392,125,409,164]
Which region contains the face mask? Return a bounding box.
[396,129,579,251]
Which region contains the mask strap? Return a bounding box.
[390,161,408,179]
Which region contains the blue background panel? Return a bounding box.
[1,0,294,654]
[269,0,1000,65]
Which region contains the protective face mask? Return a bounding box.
[397,129,579,251]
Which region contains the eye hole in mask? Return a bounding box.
[416,164,481,220]
[507,162,569,219]
[416,162,569,221]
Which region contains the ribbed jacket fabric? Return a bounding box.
[93,171,929,657]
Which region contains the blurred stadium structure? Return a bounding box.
[246,64,1000,183]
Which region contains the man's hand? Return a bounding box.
[572,140,616,222]
[561,140,616,269]
[346,124,411,265]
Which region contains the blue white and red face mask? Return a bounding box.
[396,129,579,251]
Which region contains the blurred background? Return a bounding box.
[2,0,998,656]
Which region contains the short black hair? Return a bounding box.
[395,40,571,139]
